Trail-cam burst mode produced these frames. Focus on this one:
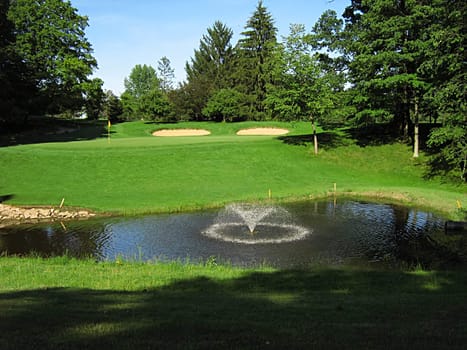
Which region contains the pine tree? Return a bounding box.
[157,56,175,92]
[236,0,278,120]
[184,21,234,119]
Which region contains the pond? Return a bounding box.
[1,200,466,269]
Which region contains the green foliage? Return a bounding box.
[82,78,104,120]
[102,90,123,121]
[202,88,248,122]
[235,0,278,120]
[157,56,175,92]
[7,0,97,117]
[122,64,170,121]
[266,24,340,124]
[423,0,467,180]
[123,64,159,100]
[0,0,35,123]
[183,21,235,120]
[186,21,234,90]
[342,0,433,134]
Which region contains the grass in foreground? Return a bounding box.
[1,256,467,349]
[0,121,465,218]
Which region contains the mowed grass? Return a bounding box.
[1,256,467,350]
[0,121,464,216]
[1,122,467,349]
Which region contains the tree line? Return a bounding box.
[0,0,465,180]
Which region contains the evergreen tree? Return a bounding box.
[236,0,278,120]
[102,90,123,122]
[342,0,435,156]
[424,0,467,180]
[184,21,234,120]
[157,56,175,92]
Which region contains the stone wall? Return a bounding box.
[0,204,96,227]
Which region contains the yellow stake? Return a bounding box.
[268,189,272,199]
[456,200,462,209]
[107,119,111,143]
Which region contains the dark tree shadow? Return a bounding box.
[343,124,402,147]
[278,124,403,150]
[278,131,352,150]
[1,268,467,349]
[0,194,14,203]
[0,118,112,147]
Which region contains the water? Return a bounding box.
[1,200,465,269]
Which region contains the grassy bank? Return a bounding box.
[0,121,465,218]
[1,256,466,349]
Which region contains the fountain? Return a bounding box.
[229,203,275,233]
[202,203,311,244]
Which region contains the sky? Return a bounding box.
[71,0,349,95]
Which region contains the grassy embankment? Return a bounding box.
[1,256,467,349]
[0,120,465,218]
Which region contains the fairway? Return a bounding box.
[0,121,464,217]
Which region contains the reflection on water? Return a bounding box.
[0,200,465,269]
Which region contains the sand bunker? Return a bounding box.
[236,128,289,136]
[152,129,211,137]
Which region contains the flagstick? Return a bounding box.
[107,119,111,143]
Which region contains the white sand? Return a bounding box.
[152,129,211,137]
[236,128,289,136]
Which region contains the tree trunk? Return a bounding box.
[413,97,419,158]
[311,116,318,155]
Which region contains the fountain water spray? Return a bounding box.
[203,203,311,244]
[230,203,275,233]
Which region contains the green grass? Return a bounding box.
[0,120,464,217]
[1,122,466,348]
[1,256,467,349]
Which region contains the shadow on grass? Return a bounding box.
[0,194,14,203]
[0,118,111,147]
[279,124,408,150]
[278,131,353,150]
[1,268,466,349]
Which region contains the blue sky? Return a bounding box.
[71,0,349,94]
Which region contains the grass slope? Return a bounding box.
[1,257,466,349]
[0,121,465,217]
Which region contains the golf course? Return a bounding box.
[2,0,466,347]
[0,120,464,216]
[1,120,466,349]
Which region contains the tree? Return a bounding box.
[314,1,465,179]
[202,88,248,122]
[102,90,123,122]
[183,21,235,120]
[266,24,339,154]
[82,78,104,120]
[7,0,97,116]
[342,0,432,154]
[236,0,278,120]
[186,21,234,91]
[0,0,34,123]
[424,0,467,180]
[157,56,175,92]
[122,64,170,121]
